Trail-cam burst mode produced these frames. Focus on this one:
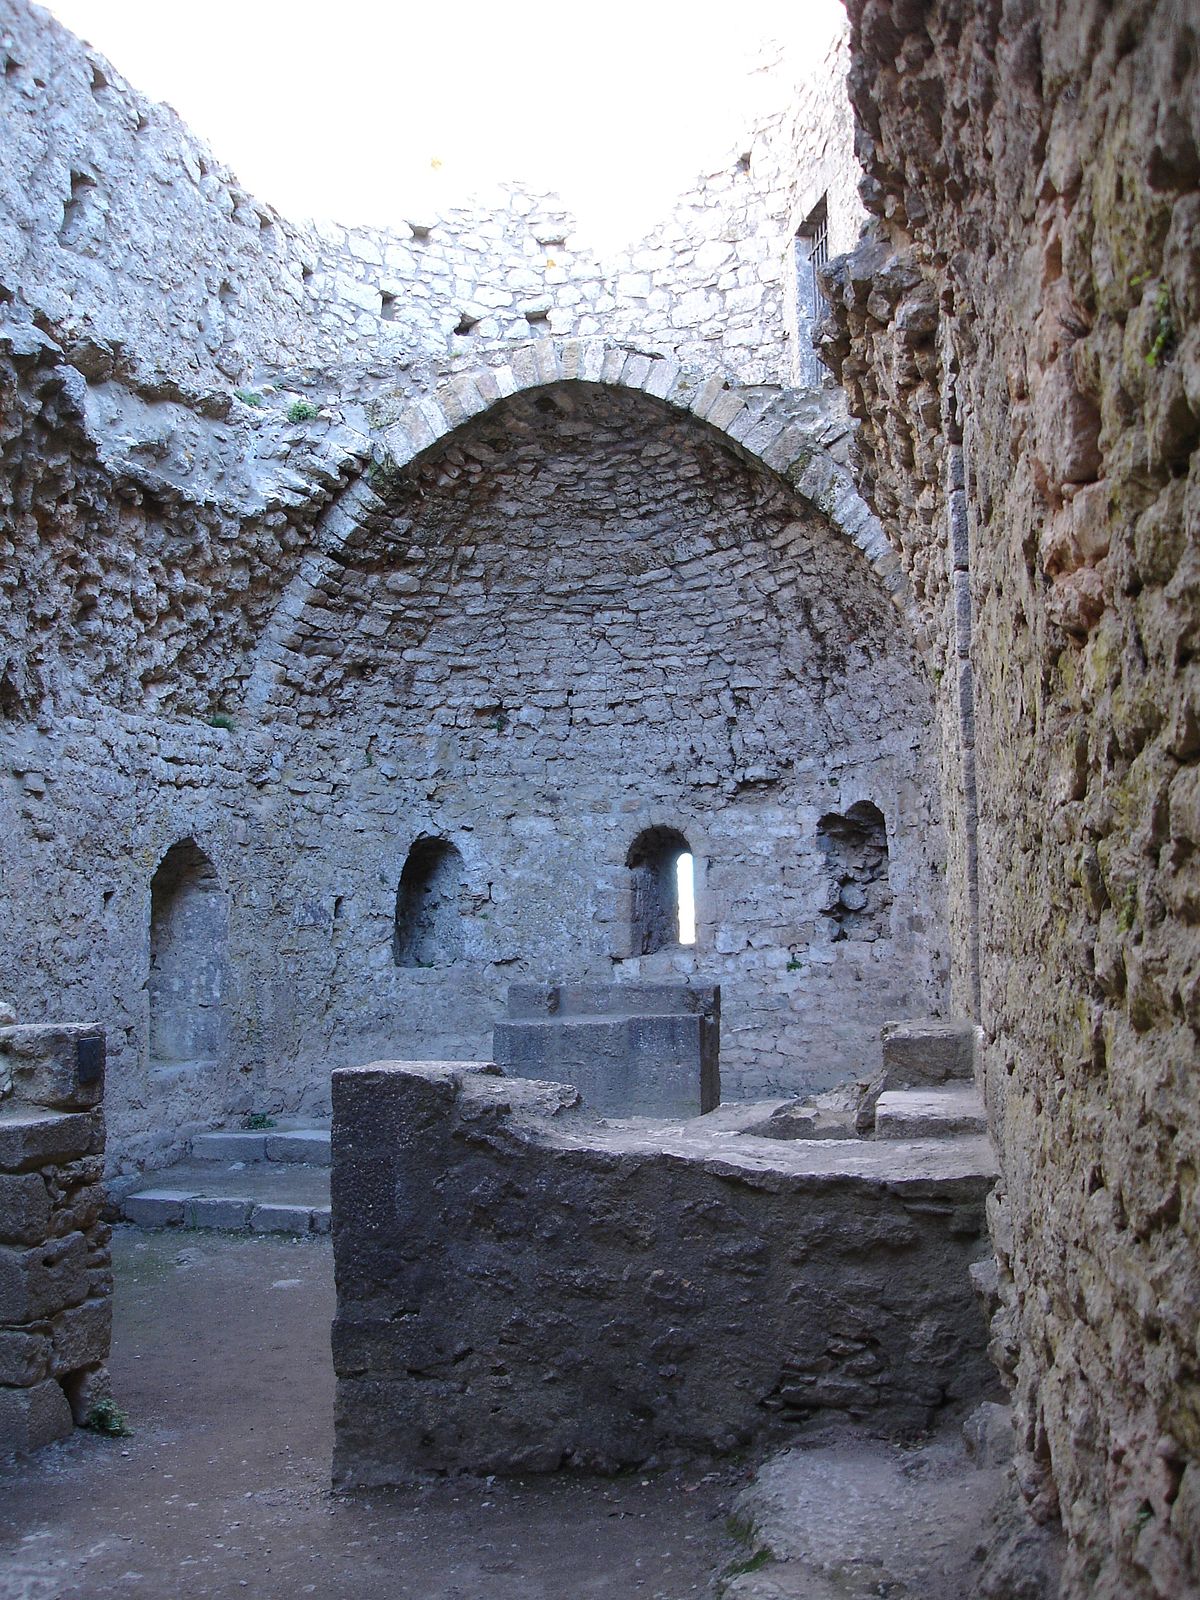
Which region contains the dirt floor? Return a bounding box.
[0,1228,744,1600]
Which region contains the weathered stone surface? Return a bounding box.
[0,1111,98,1174]
[825,2,1200,1592]
[249,1202,314,1234]
[0,1377,74,1452]
[0,1172,51,1245]
[263,1130,331,1165]
[184,1196,254,1231]
[493,982,720,1117]
[0,1327,50,1387]
[880,1019,975,1085]
[330,1061,997,1488]
[121,1190,194,1228]
[0,1025,105,1111]
[874,1088,987,1140]
[189,1132,268,1163]
[0,1233,88,1324]
[49,1296,112,1376]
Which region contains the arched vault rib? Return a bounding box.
[245,339,922,713]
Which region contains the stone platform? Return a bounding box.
[493,982,721,1118]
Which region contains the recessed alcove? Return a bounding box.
[148,839,228,1073]
[627,827,695,954]
[393,837,467,968]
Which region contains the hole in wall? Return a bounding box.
[627,827,695,955]
[59,171,96,243]
[677,853,696,946]
[454,311,478,335]
[0,669,23,721]
[149,840,228,1069]
[394,837,467,967]
[89,63,108,92]
[381,291,398,321]
[525,308,550,326]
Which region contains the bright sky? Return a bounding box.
[44,0,845,248]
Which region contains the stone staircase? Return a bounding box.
[121,1122,330,1235]
[874,1085,987,1139]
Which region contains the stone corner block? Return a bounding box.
[0,1025,105,1112]
[0,1378,74,1453]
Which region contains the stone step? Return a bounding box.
[874,1087,988,1140]
[121,1154,330,1235]
[188,1125,331,1165]
[880,1019,977,1084]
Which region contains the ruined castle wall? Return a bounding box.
[331,1060,996,1487]
[0,378,947,1184]
[824,2,1200,1595]
[0,0,938,1182]
[0,1,860,400]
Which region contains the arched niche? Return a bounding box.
[393,837,468,968]
[817,800,892,941]
[627,827,695,955]
[148,839,229,1071]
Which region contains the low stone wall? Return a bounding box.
[330,1060,997,1488]
[0,1021,112,1450]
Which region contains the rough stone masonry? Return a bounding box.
[0,0,938,1194]
[0,1018,112,1449]
[820,1,1200,1595]
[330,1059,996,1487]
[0,0,1197,1593]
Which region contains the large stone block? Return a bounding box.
[331,1061,996,1488]
[0,1232,89,1324]
[880,1020,976,1084]
[0,1378,74,1451]
[0,1110,100,1174]
[0,1172,52,1246]
[0,1328,51,1387]
[0,1024,105,1111]
[494,982,720,1117]
[856,1019,978,1133]
[50,1295,112,1375]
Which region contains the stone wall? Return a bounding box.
[0,350,947,1181]
[330,1059,997,1487]
[823,2,1200,1595]
[0,0,861,397]
[0,0,945,1187]
[0,1021,112,1449]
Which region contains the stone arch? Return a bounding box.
[148,838,228,1072]
[245,339,921,713]
[236,361,947,1096]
